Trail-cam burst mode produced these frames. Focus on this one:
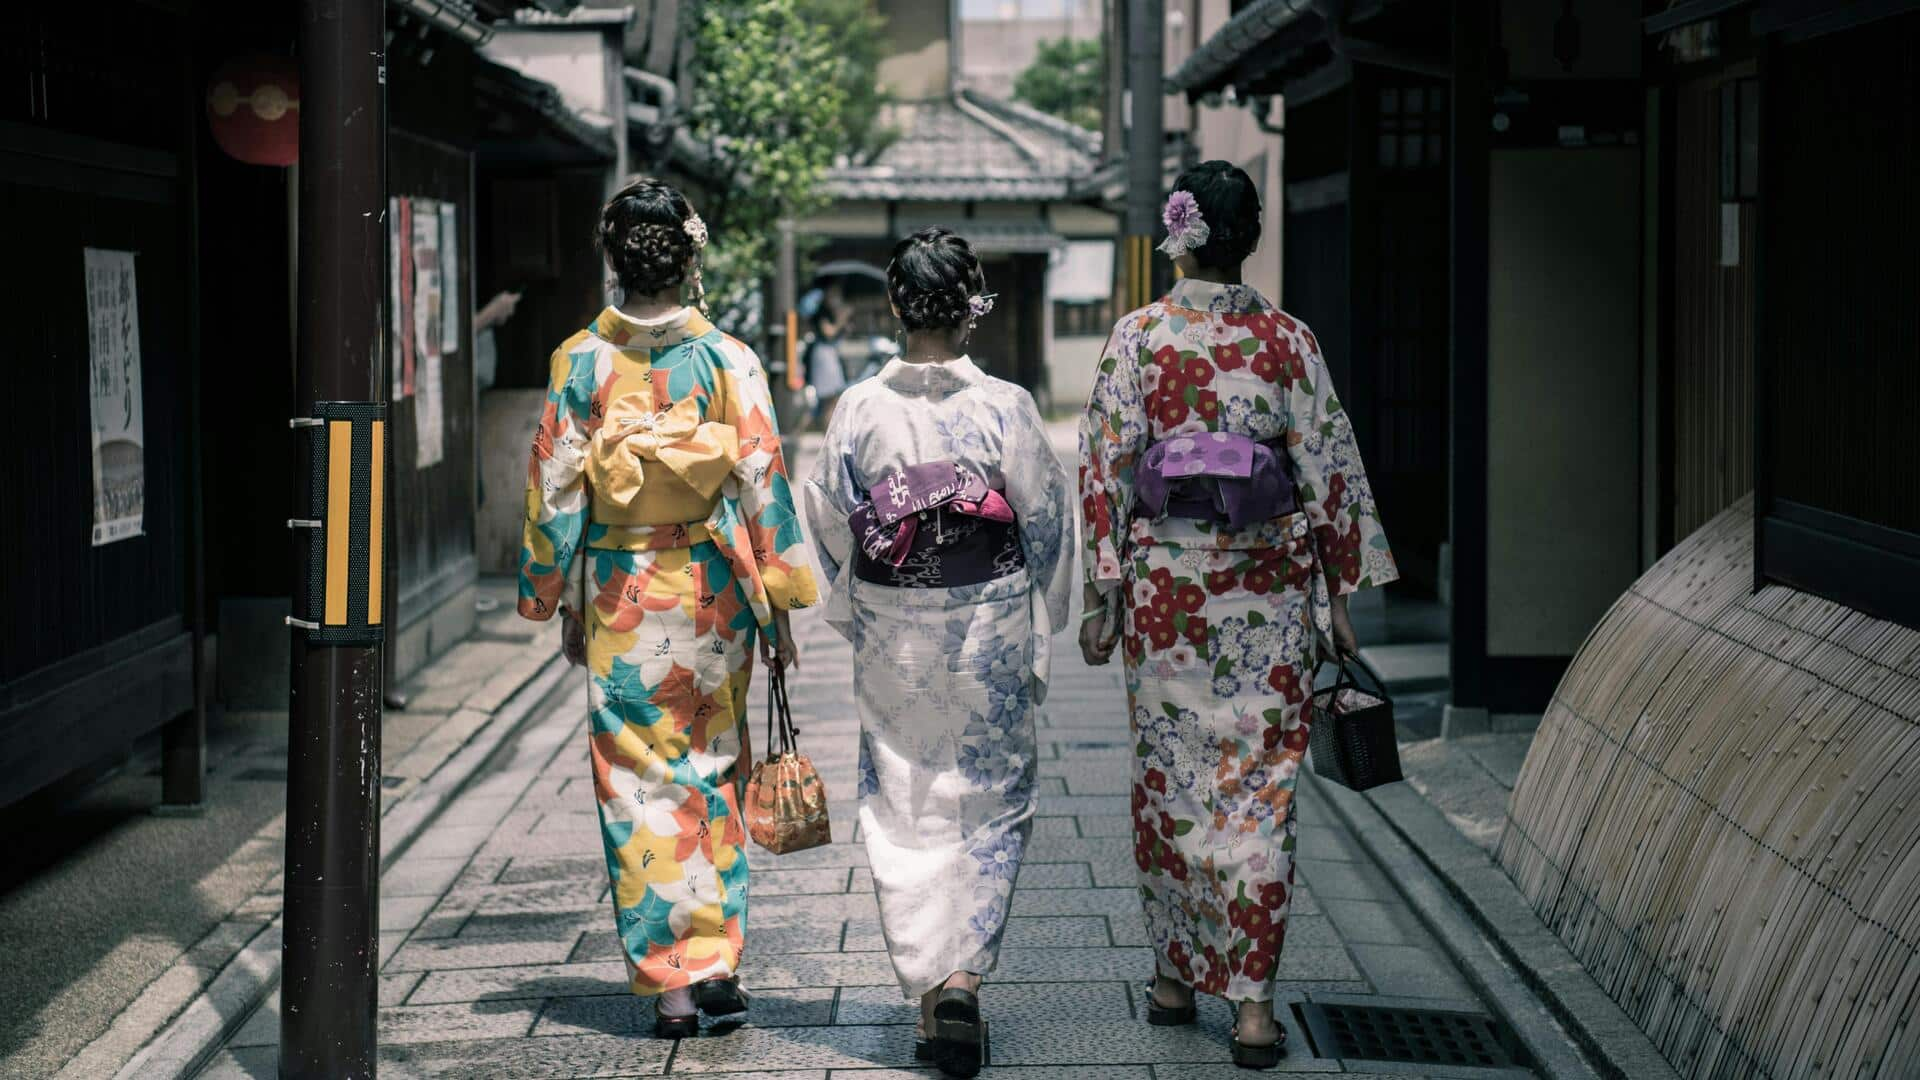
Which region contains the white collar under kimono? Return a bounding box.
[875,354,985,398]
[1166,277,1273,316]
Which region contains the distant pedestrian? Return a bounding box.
[516,177,818,1038]
[801,285,851,431]
[804,227,1074,1077]
[1075,162,1398,1068]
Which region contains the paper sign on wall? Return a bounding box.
[411,198,445,468]
[439,200,460,354]
[390,197,406,399]
[84,248,146,546]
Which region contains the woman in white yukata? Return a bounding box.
[804,227,1074,1078]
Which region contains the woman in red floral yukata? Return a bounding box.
[1076,161,1398,1068]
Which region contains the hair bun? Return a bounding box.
[887,226,986,332]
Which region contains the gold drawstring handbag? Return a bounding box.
[742,660,832,854]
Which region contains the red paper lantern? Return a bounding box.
[206,54,300,166]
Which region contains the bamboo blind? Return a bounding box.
[1498,495,1920,1079]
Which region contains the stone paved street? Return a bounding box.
[197,433,1539,1079]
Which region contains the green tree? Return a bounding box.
[687,0,885,336]
[1012,37,1103,132]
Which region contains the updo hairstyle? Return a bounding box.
[597,177,697,296]
[1171,160,1262,268]
[887,226,987,332]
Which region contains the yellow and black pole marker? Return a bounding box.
[283,1,385,1077]
[287,405,387,644]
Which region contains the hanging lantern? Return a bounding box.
[207,54,300,166]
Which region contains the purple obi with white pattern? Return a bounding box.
[850,461,1024,588]
[1133,431,1295,530]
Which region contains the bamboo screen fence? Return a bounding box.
[1498,495,1920,1079]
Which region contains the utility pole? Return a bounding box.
[283,2,386,1077]
[1125,0,1165,310]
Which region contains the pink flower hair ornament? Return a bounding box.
[1156,190,1211,258]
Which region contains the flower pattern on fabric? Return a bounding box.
[517,307,815,999]
[1077,279,1396,1004]
[803,355,1074,1000]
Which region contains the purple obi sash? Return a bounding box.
[850,461,1024,588]
[1133,431,1296,530]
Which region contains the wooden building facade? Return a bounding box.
[0,0,598,811]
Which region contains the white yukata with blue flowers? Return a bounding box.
[804,355,1074,999]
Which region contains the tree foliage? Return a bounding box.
[1012,36,1103,132]
[686,0,885,337]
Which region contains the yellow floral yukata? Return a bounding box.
[1078,279,1396,1003]
[518,306,817,997]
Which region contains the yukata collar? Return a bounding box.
[1166,277,1272,317]
[592,305,716,350]
[877,354,983,397]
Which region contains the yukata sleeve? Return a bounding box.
[716,336,819,612]
[801,395,861,640]
[518,338,593,621]
[1282,325,1399,594]
[1077,316,1150,599]
[1004,386,1074,634]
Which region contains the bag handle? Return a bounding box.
[763,659,800,757]
[1313,650,1392,706]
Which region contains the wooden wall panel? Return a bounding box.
[1499,495,1920,1078]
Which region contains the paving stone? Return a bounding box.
[753,842,869,870]
[1008,887,1140,919]
[1279,914,1342,953]
[453,909,596,942]
[735,951,898,989]
[1040,762,1133,796]
[988,946,1155,982]
[498,856,603,885]
[195,1047,280,1079]
[386,936,580,973]
[978,1018,1235,1066]
[1320,899,1430,948]
[1026,836,1130,864]
[478,828,600,859]
[377,1030,673,1077]
[382,895,440,933]
[754,892,879,927]
[379,1000,543,1044]
[839,919,886,953]
[667,1023,916,1072]
[409,961,630,1005]
[834,980,1131,1026]
[1035,776,1069,795]
[847,867,874,893]
[384,971,428,1007]
[1346,942,1476,1000]
[1037,795,1129,818]
[1296,858,1398,901]
[1075,814,1133,837]
[1012,862,1092,889]
[1001,916,1110,948]
[1274,946,1361,982]
[1295,825,1367,864]
[1031,816,1080,837]
[387,857,474,898]
[754,867,853,895]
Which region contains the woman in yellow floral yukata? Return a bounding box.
[517,177,817,1038]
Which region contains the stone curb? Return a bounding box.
[1303,768,1605,1080]
[94,653,570,1080]
[1309,769,1681,1080]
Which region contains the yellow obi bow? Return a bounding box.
[588,394,739,506]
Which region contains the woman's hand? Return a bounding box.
[1079,585,1120,666]
[560,609,587,667]
[760,610,800,672]
[1328,592,1358,658]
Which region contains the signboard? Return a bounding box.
[411,198,445,468]
[84,248,145,546]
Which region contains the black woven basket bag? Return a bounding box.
[1307,653,1403,792]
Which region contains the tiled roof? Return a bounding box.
[825,92,1099,202]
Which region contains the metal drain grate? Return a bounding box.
[1295,1002,1526,1068]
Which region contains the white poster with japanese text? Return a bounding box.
[439,200,460,354]
[411,199,445,467]
[84,248,145,546]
